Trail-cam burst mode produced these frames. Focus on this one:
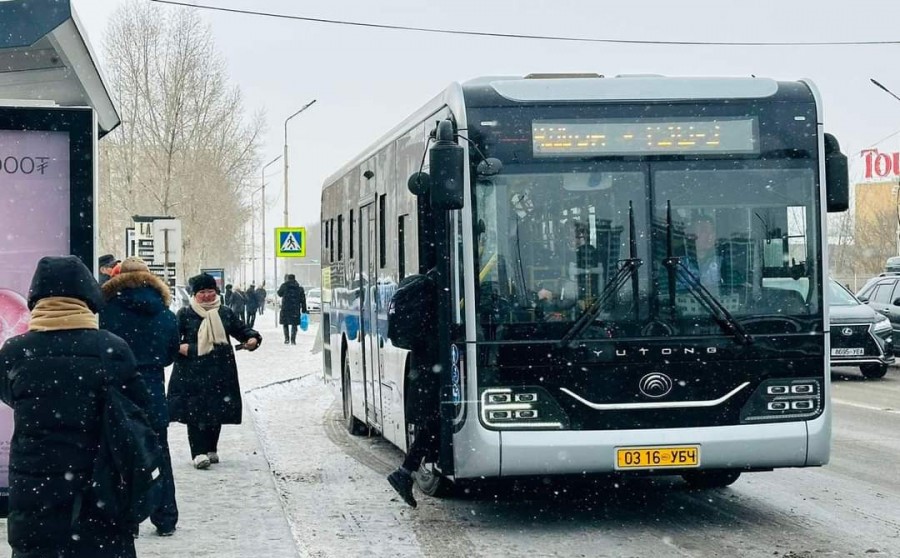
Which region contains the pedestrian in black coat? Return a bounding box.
[229,288,247,324]
[0,256,149,558]
[277,274,306,345]
[99,257,180,537]
[255,284,267,315]
[224,284,234,306]
[245,284,258,328]
[167,274,262,469]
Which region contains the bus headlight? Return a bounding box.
[480,387,569,430]
[740,378,823,423]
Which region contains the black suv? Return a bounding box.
[856,273,900,353]
[831,280,894,378]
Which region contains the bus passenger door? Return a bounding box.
[359,203,383,429]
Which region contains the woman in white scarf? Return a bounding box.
[168,273,262,470]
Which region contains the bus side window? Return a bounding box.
[349,209,354,259]
[338,214,344,261]
[379,194,387,268]
[398,215,406,280]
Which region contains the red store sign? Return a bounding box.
[862,149,900,180]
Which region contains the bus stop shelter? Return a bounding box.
[0,0,120,134]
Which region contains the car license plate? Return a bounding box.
[831,348,864,356]
[616,446,700,470]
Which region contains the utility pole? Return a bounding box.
[283,99,316,227]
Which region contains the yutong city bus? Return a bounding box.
[320,74,848,495]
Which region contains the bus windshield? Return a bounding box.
[474,160,821,341]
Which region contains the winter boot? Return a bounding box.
[387,468,417,508]
[208,452,219,464]
[193,454,211,470]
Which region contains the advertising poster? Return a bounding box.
[0,129,71,490]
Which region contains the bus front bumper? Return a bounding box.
[493,418,825,477]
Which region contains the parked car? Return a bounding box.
[306,288,321,313]
[856,272,900,341]
[886,256,900,274]
[830,279,894,378]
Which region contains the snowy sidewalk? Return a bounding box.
[0,313,302,558]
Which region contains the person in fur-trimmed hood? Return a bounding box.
[99,257,180,537]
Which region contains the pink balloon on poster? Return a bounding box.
[0,289,30,347]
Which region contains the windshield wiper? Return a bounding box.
[663,201,753,345]
[559,201,642,347]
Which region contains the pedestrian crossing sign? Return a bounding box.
[275,227,306,258]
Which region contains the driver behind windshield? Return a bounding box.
[538,221,603,320]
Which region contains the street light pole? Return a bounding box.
[261,155,282,286]
[283,99,316,228]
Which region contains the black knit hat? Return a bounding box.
[189,273,218,294]
[28,256,103,313]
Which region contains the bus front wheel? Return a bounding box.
[415,462,455,498]
[682,470,741,489]
[342,356,368,436]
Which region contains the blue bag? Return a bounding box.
[299,312,309,331]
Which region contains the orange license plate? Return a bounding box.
[615,446,700,470]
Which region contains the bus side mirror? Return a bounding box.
[824,133,849,213]
[429,119,465,211]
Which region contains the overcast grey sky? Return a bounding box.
[72,0,900,229]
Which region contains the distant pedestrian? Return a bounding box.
[277,274,306,345]
[230,287,247,324]
[245,284,258,328]
[98,253,118,286]
[224,284,235,307]
[0,256,149,558]
[167,273,262,469]
[100,257,180,537]
[255,283,267,316]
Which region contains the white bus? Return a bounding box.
[321,74,848,495]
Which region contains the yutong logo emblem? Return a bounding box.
[841,327,854,337]
[639,373,674,398]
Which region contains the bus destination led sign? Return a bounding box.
[532,118,759,157]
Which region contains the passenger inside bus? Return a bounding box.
[678,214,724,295]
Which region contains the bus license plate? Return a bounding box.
[831,348,864,356]
[616,446,700,470]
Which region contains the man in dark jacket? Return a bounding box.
[99,257,180,537]
[230,287,247,324]
[245,284,259,328]
[277,274,306,345]
[0,256,149,558]
[98,253,117,286]
[255,284,267,315]
[224,284,235,306]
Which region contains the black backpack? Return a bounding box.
[387,273,437,350]
[90,343,164,526]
